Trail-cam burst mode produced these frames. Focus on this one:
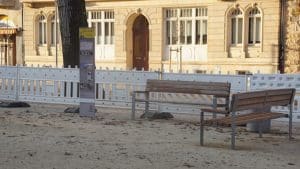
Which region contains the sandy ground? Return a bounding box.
[0,103,300,169]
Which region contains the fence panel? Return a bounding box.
[1,65,299,122]
[95,70,160,108]
[155,73,248,114]
[250,74,300,122]
[0,66,17,100]
[17,66,79,104]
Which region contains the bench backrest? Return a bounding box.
[146,79,231,98]
[230,88,296,112]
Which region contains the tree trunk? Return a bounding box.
[57,0,88,68]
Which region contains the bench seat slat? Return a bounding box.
[147,84,230,91]
[147,79,230,87]
[205,112,286,126]
[146,88,229,96]
[134,98,213,106]
[200,108,229,114]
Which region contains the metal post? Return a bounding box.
[258,122,262,138]
[15,64,20,101]
[179,46,182,73]
[289,104,293,140]
[212,96,217,119]
[231,111,236,150]
[145,91,149,117]
[169,47,172,72]
[200,111,204,146]
[131,92,136,120]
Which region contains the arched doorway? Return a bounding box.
[132,15,149,70]
[0,15,17,66]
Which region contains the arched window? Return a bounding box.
[230,9,243,45]
[248,7,261,44]
[38,15,47,45]
[50,15,59,45]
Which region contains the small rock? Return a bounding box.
[183,162,194,168]
[64,107,79,113]
[135,154,146,159]
[64,152,72,156]
[288,163,295,165]
[0,101,30,108]
[140,112,174,120]
[27,152,36,157]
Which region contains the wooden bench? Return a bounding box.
[200,88,296,149]
[131,79,231,120]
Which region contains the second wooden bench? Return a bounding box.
[131,79,231,120]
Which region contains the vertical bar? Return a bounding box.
[200,111,204,146]
[7,79,12,94]
[212,96,217,119]
[258,121,262,138]
[72,82,78,98]
[231,111,236,150]
[145,91,149,117]
[30,80,34,96]
[24,79,29,96]
[60,81,65,97]
[131,92,136,120]
[289,104,293,140]
[54,81,58,97]
[15,65,20,101]
[66,82,71,97]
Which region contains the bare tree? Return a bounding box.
[57,0,88,67]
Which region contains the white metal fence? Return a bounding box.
[0,65,299,121]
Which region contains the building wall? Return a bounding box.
[22,0,282,74]
[0,0,23,65]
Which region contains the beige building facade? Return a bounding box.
[15,0,300,74]
[0,0,23,66]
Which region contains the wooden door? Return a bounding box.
[133,15,149,70]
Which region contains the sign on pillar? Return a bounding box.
[79,27,96,117]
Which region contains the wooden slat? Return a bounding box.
[267,89,294,96]
[234,97,266,106]
[231,88,295,112]
[135,98,212,106]
[145,79,230,96]
[266,94,292,102]
[205,112,286,126]
[201,108,229,114]
[147,79,230,87]
[219,112,282,124]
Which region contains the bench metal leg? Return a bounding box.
[289,105,293,140]
[212,97,217,119]
[258,121,263,138]
[145,92,149,117]
[231,111,236,150]
[200,111,204,146]
[131,93,136,120]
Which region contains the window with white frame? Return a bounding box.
[230,9,243,45]
[38,15,47,45]
[165,7,208,45]
[196,8,208,45]
[248,7,261,45]
[50,15,60,46]
[88,10,114,45]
